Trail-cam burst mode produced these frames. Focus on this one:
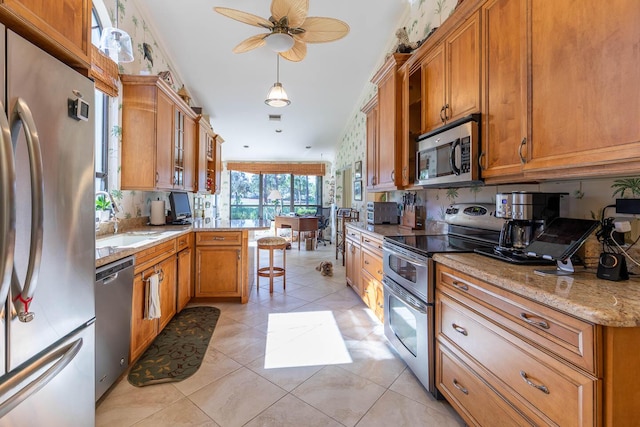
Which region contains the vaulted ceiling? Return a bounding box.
[135,0,409,163]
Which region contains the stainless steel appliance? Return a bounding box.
[0,28,96,424]
[415,114,481,188]
[95,257,134,401]
[366,202,398,225]
[495,192,568,253]
[382,204,503,395]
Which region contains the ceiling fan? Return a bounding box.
[214,0,350,62]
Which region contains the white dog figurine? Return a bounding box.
[315,261,334,277]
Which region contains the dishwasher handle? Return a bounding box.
[95,256,134,282]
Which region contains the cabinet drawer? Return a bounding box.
[361,232,383,257]
[345,226,361,241]
[134,239,176,274]
[437,344,533,427]
[196,231,242,246]
[362,248,383,281]
[438,265,598,374]
[176,232,192,252]
[437,291,597,427]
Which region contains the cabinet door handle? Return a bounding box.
[155,172,159,184]
[391,170,395,181]
[452,379,468,395]
[444,103,450,120]
[518,137,527,164]
[478,152,485,171]
[213,237,225,241]
[440,105,446,123]
[452,323,468,336]
[519,313,550,329]
[364,260,370,265]
[520,371,549,394]
[451,281,468,292]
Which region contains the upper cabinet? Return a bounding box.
[366,53,411,191]
[120,75,198,191]
[0,0,91,71]
[195,117,223,195]
[422,11,481,133]
[524,0,640,180]
[479,0,640,183]
[479,0,528,182]
[210,134,223,195]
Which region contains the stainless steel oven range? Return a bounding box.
[382,203,504,396]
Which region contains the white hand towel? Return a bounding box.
[145,273,161,320]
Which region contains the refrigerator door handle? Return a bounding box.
[0,336,83,418]
[0,103,16,307]
[9,98,44,322]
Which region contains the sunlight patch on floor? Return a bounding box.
[264,311,352,369]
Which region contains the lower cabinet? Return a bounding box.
[435,263,632,426]
[176,233,193,312]
[194,230,248,302]
[345,225,385,323]
[130,250,177,362]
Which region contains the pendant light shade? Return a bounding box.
[265,32,295,52]
[265,55,290,107]
[99,0,134,64]
[99,28,134,63]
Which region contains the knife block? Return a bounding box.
[400,206,424,230]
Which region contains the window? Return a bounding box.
[230,171,322,220]
[91,7,109,192]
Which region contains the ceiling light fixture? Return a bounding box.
[99,0,134,63]
[265,30,295,52]
[265,55,291,108]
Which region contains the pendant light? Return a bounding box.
[265,55,291,107]
[99,0,134,63]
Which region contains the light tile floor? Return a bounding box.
[96,242,465,427]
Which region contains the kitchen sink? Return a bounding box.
[96,231,181,249]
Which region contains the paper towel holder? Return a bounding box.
[150,199,166,225]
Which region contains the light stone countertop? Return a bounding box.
[96,218,271,267]
[434,253,640,327]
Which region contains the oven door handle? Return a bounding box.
[383,246,426,267]
[383,279,428,314]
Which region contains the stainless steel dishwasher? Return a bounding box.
[95,256,134,401]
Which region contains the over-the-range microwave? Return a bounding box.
[415,113,483,188]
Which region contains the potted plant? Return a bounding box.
[95,195,112,222]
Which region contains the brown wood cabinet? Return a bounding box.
[524,0,640,180]
[0,0,91,71]
[194,231,248,303]
[120,75,198,191]
[345,227,361,293]
[345,225,384,323]
[436,262,640,426]
[423,12,481,133]
[362,97,378,190]
[210,134,223,195]
[176,233,193,313]
[130,239,178,362]
[367,53,411,190]
[480,0,528,182]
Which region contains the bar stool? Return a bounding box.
[256,236,287,293]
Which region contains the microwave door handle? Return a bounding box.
[10,98,44,323]
[0,104,15,307]
[450,138,461,176]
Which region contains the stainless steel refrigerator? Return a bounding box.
[0,26,96,425]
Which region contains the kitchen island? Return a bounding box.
[433,253,640,426]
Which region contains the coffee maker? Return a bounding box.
[495,192,568,253]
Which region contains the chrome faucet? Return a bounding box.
[95,191,120,233]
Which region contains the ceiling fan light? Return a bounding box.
[99,27,134,63]
[265,33,295,52]
[265,82,291,107]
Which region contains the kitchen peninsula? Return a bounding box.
[96,219,270,362]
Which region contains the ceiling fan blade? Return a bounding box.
[233,34,268,53]
[279,39,307,62]
[300,17,350,43]
[214,7,273,29]
[271,0,309,28]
